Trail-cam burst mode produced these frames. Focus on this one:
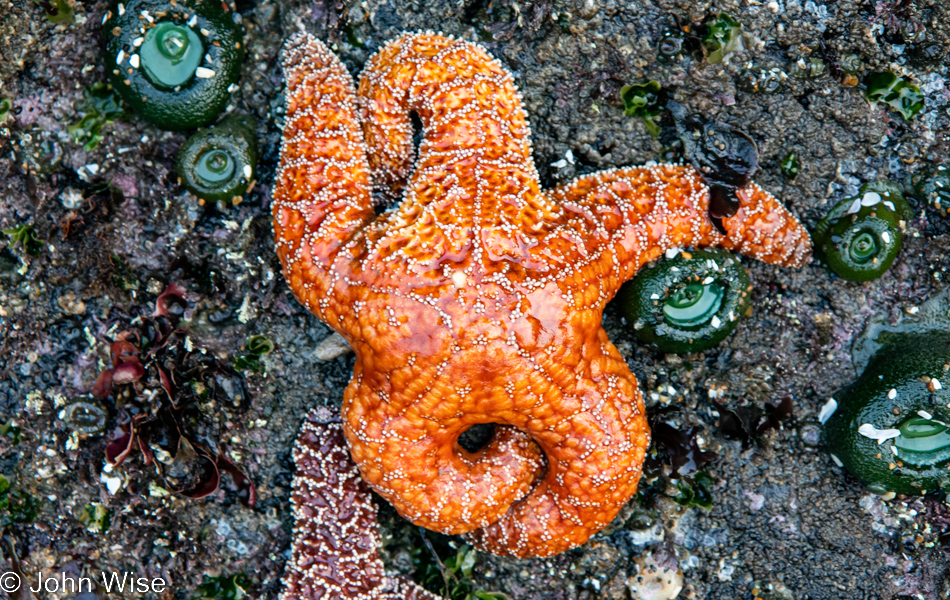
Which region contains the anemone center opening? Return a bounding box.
[457,423,497,453]
[196,148,235,185]
[140,21,204,90]
[894,416,950,467]
[849,230,879,264]
[663,281,724,328]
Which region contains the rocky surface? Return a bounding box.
[0,0,948,598]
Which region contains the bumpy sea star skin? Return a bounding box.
[273,31,811,558]
[281,408,440,600]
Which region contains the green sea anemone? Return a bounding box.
[617,248,752,354]
[103,0,244,130]
[619,80,664,137]
[176,114,257,205]
[813,182,912,281]
[823,330,950,496]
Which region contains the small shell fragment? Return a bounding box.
[195,67,216,79]
[818,398,838,424]
[314,332,352,361]
[858,423,901,445]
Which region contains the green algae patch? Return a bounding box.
[0,475,39,527]
[35,0,74,23]
[68,83,126,151]
[233,334,274,374]
[865,71,924,121]
[780,151,800,180]
[620,80,664,137]
[701,12,742,64]
[411,539,508,600]
[2,224,42,257]
[78,503,111,534]
[0,97,12,124]
[194,573,250,600]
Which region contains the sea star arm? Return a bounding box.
[280,408,441,600]
[538,165,811,307]
[358,32,539,198]
[354,33,559,274]
[463,327,651,558]
[272,33,375,326]
[453,167,811,557]
[342,354,547,537]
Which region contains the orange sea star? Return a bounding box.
[272,31,811,558]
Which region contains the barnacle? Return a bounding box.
[913,164,950,216]
[738,67,787,94]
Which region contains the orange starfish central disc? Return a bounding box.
[273,31,811,558]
